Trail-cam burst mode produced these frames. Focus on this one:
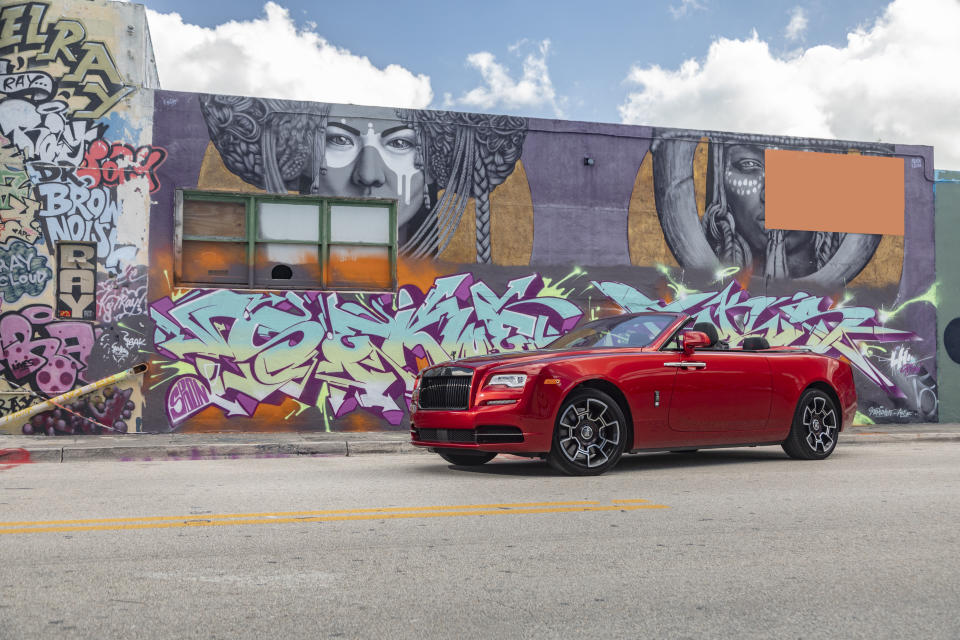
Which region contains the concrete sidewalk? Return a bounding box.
[1,423,958,464]
[0,430,414,464]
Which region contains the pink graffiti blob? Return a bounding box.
[0,305,95,396]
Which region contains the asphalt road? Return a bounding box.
[1,442,958,639]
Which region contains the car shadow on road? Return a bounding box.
[611,449,787,474]
[410,447,789,477]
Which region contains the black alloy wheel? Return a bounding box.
[782,388,840,460]
[547,389,627,476]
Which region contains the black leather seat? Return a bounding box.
[742,336,770,350]
[692,322,727,349]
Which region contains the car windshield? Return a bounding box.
[544,314,678,350]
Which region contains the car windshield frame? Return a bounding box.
[543,313,681,351]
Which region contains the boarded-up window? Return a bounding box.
[254,243,323,288]
[183,200,246,239]
[181,241,248,284]
[330,205,391,243]
[328,245,393,289]
[178,193,396,291]
[254,202,322,287]
[327,204,394,290]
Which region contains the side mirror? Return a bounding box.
[681,330,710,356]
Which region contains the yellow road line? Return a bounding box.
[611,499,650,504]
[0,503,669,535]
[0,501,602,528]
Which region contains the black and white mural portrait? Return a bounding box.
[198,96,527,263]
[651,129,897,287]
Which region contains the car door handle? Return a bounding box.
[663,362,707,369]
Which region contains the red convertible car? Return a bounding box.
[410,312,857,475]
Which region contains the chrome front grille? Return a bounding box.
[417,374,472,410]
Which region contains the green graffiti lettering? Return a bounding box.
[23,3,46,46]
[62,42,124,86]
[0,5,28,50]
[34,18,84,64]
[1,7,133,120]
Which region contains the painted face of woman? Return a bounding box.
[723,144,767,255]
[315,115,426,228]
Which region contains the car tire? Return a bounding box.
[547,389,627,476]
[436,450,497,466]
[782,388,840,460]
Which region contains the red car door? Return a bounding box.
[617,357,679,446]
[665,352,772,432]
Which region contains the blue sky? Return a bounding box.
[137,0,960,166]
[141,0,889,123]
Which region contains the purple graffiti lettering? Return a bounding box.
[150,273,582,426]
[166,376,211,425]
[593,279,916,397]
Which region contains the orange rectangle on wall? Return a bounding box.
[764,149,904,236]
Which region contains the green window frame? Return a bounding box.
[176,190,398,291]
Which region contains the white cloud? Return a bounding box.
[669,0,707,19]
[144,2,432,108]
[450,39,565,118]
[620,0,960,167]
[785,6,808,41]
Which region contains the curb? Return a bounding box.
[3,433,957,465]
[8,440,425,464]
[11,448,63,464]
[60,441,354,462]
[346,440,418,456]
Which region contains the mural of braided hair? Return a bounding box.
[652,128,896,286]
[396,109,526,262]
[199,95,331,192]
[199,95,526,263]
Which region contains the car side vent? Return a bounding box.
[475,426,524,444]
[416,428,475,443]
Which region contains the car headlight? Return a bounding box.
[487,374,527,388]
[411,374,421,406]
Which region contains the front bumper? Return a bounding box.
[410,404,553,453]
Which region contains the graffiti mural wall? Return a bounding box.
[0,0,158,434]
[147,87,937,433]
[0,0,942,436]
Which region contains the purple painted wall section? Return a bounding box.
[148,92,211,306]
[896,144,938,384]
[525,120,653,266]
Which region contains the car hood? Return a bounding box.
[425,347,652,373]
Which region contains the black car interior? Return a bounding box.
[692,322,730,350]
[742,336,771,350]
[664,321,770,351]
